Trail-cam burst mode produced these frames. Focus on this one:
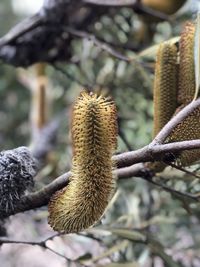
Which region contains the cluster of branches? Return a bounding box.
[0,97,199,219]
[0,0,169,67]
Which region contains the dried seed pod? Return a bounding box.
[0,147,37,218]
[177,22,195,105]
[48,91,118,233]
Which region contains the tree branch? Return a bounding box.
[2,99,200,218]
[0,233,76,263]
[64,26,131,61]
[3,139,200,218]
[0,0,169,66]
[151,98,200,145]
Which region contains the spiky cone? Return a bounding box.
[167,22,200,166]
[177,22,195,105]
[147,42,178,172]
[48,91,118,233]
[153,42,178,137]
[166,105,200,166]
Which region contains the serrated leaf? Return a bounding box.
[194,12,200,100]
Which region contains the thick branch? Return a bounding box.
[151,98,200,145]
[2,138,200,219]
[2,99,200,218]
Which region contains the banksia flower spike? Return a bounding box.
[177,22,195,105]
[167,106,200,166]
[147,42,178,172]
[153,42,178,137]
[167,22,200,166]
[48,91,118,233]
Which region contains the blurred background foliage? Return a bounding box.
[1,0,200,267]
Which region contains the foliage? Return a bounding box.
[1,1,200,267]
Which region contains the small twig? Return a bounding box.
[143,176,200,202]
[64,26,132,62]
[167,162,200,179]
[119,129,133,151]
[0,235,73,263]
[77,233,103,243]
[53,64,93,89]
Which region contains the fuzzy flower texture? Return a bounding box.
[0,147,37,218]
[48,91,118,233]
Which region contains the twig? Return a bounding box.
[53,64,93,89]
[143,176,200,202]
[64,26,132,62]
[118,129,133,151]
[0,234,75,263]
[167,162,200,179]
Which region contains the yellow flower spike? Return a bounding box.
[48,91,118,233]
[147,42,178,172]
[167,105,200,166]
[153,42,178,138]
[167,22,200,166]
[177,22,195,105]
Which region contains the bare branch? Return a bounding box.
[2,99,200,218]
[142,176,200,202]
[0,233,75,263]
[151,98,200,145]
[0,0,169,66]
[64,26,131,61]
[114,139,200,168]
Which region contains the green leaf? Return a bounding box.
[138,37,180,61]
[148,238,182,267]
[81,240,129,264]
[102,227,146,243]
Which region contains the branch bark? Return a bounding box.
[1,98,200,219]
